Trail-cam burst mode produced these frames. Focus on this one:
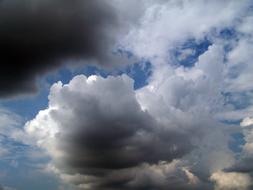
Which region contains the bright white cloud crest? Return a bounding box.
[210,171,252,190]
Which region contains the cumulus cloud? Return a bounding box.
[121,0,253,183]
[25,75,196,190]
[136,44,238,183]
[24,43,238,189]
[24,66,236,188]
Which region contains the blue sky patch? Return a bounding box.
[223,91,253,110]
[172,38,212,67]
[229,132,246,153]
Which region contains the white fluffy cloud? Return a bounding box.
[121,0,250,60]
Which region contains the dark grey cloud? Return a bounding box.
[25,75,194,190]
[0,0,120,97]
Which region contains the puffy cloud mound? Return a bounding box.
[122,0,249,60]
[24,44,240,188]
[25,75,194,190]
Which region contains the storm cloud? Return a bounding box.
[25,75,194,190]
[0,0,120,97]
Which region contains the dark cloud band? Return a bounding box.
[0,0,118,97]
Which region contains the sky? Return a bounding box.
[0,0,253,190]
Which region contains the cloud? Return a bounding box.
[240,117,253,127]
[210,171,252,190]
[0,147,9,157]
[0,108,25,144]
[16,1,253,189]
[25,74,196,190]
[0,0,124,97]
[0,107,38,168]
[24,43,238,189]
[121,0,250,61]
[121,0,253,183]
[0,108,22,132]
[136,44,239,183]
[22,48,243,189]
[215,12,253,176]
[0,185,16,190]
[225,116,253,173]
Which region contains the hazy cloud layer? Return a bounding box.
[0,185,16,190]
